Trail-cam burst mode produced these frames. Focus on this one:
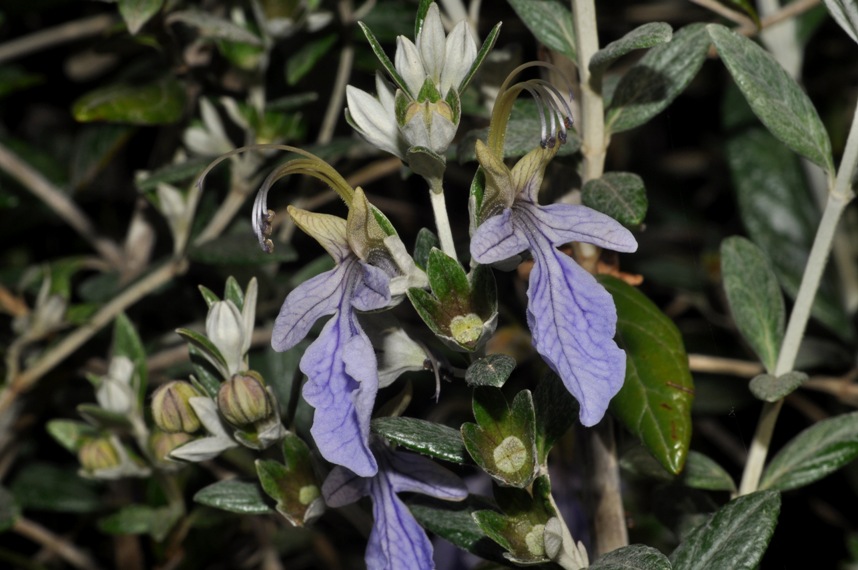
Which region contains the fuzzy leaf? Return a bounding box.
[761,411,858,491]
[720,236,785,374]
[606,24,709,133]
[193,480,273,514]
[749,371,808,402]
[465,354,516,388]
[532,372,578,464]
[602,276,694,475]
[824,0,858,44]
[582,172,648,226]
[670,490,780,569]
[371,417,468,464]
[708,24,833,172]
[507,0,576,61]
[590,22,673,71]
[118,0,163,34]
[590,544,672,569]
[413,228,440,270]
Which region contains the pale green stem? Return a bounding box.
[429,178,458,259]
[571,0,606,182]
[738,102,858,495]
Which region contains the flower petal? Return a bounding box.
[383,451,468,500]
[271,262,351,351]
[470,208,529,265]
[417,3,445,84]
[352,262,392,311]
[526,236,626,426]
[394,36,425,98]
[322,465,369,507]
[346,86,402,158]
[440,20,477,95]
[522,202,638,253]
[366,476,435,570]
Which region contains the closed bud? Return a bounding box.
[151,381,203,433]
[217,371,274,429]
[78,437,121,472]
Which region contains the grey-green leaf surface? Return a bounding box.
[749,371,808,402]
[465,354,516,388]
[726,126,852,339]
[605,24,709,134]
[582,172,648,226]
[590,544,672,569]
[193,480,272,514]
[670,490,781,570]
[10,464,101,513]
[761,411,858,491]
[590,22,673,71]
[720,236,784,374]
[507,0,576,61]
[371,417,468,464]
[621,448,736,492]
[823,0,858,44]
[708,24,833,172]
[118,0,163,35]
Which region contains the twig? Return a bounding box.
[581,420,628,555]
[688,354,764,378]
[14,517,102,570]
[0,258,188,416]
[0,142,124,269]
[689,0,754,27]
[318,0,356,144]
[572,0,607,182]
[0,13,117,64]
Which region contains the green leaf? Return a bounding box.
[410,495,503,562]
[507,0,576,61]
[118,0,164,35]
[371,416,468,464]
[621,447,736,492]
[426,248,470,305]
[0,487,20,532]
[601,276,694,475]
[725,126,852,339]
[606,23,709,134]
[286,34,338,85]
[760,411,858,491]
[176,327,229,380]
[670,490,780,570]
[415,0,433,38]
[10,464,101,513]
[590,22,673,71]
[413,228,440,270]
[707,24,833,172]
[189,234,297,265]
[223,276,244,311]
[167,10,263,45]
[188,344,224,398]
[72,77,186,125]
[749,371,808,402]
[136,157,210,193]
[46,419,98,452]
[720,236,784,374]
[532,372,578,464]
[256,437,321,527]
[458,22,502,94]
[193,480,272,514]
[358,21,412,97]
[77,404,133,430]
[582,172,648,226]
[98,505,180,541]
[462,389,539,487]
[824,0,858,44]
[724,0,761,27]
[465,355,516,388]
[590,544,672,569]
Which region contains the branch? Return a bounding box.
[0,13,117,64]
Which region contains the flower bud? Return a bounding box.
[149,430,194,464]
[151,381,203,433]
[217,372,274,429]
[78,437,122,472]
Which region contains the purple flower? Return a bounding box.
[323,442,468,570]
[470,140,638,426]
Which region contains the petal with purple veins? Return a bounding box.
[470,208,529,265]
[521,202,638,253]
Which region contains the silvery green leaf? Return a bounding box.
[193,480,273,514]
[358,21,412,96]
[823,0,858,44]
[670,490,781,569]
[590,544,671,569]
[720,236,785,374]
[118,0,163,35]
[589,22,673,72]
[582,172,648,226]
[606,24,709,133]
[458,22,502,94]
[708,24,834,172]
[507,0,576,61]
[749,371,808,402]
[761,411,858,491]
[167,10,263,44]
[371,416,468,464]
